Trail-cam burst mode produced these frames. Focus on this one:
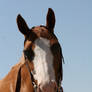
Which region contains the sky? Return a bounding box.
[0,0,92,92]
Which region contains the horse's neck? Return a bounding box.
[3,54,24,78]
[0,55,24,91]
[16,54,34,92]
[0,54,33,92]
[1,56,23,82]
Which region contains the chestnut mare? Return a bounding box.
[0,8,64,92]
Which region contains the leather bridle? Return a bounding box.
[24,51,38,92]
[15,50,63,92]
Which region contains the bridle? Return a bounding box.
[15,51,38,92]
[15,50,63,92]
[24,54,38,92]
[24,49,63,92]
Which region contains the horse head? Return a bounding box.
[16,8,63,92]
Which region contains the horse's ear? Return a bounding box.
[16,14,29,36]
[46,8,56,32]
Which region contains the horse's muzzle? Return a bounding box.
[34,81,63,92]
[35,87,63,92]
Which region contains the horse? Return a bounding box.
[0,8,64,92]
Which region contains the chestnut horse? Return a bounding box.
[0,8,63,92]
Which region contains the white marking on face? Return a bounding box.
[33,37,55,86]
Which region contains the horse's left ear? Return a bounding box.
[16,14,29,37]
[46,8,56,33]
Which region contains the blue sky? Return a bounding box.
[0,0,92,92]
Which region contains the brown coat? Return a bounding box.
[0,55,34,92]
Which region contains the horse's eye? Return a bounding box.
[50,43,61,55]
[23,48,34,61]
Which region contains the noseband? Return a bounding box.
[15,50,63,92]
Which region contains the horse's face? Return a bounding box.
[17,8,63,92]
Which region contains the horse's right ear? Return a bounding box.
[46,8,55,33]
[16,14,29,36]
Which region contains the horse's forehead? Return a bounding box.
[31,26,48,37]
[24,25,58,48]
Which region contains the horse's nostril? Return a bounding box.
[39,81,58,92]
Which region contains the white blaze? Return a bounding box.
[33,37,55,86]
